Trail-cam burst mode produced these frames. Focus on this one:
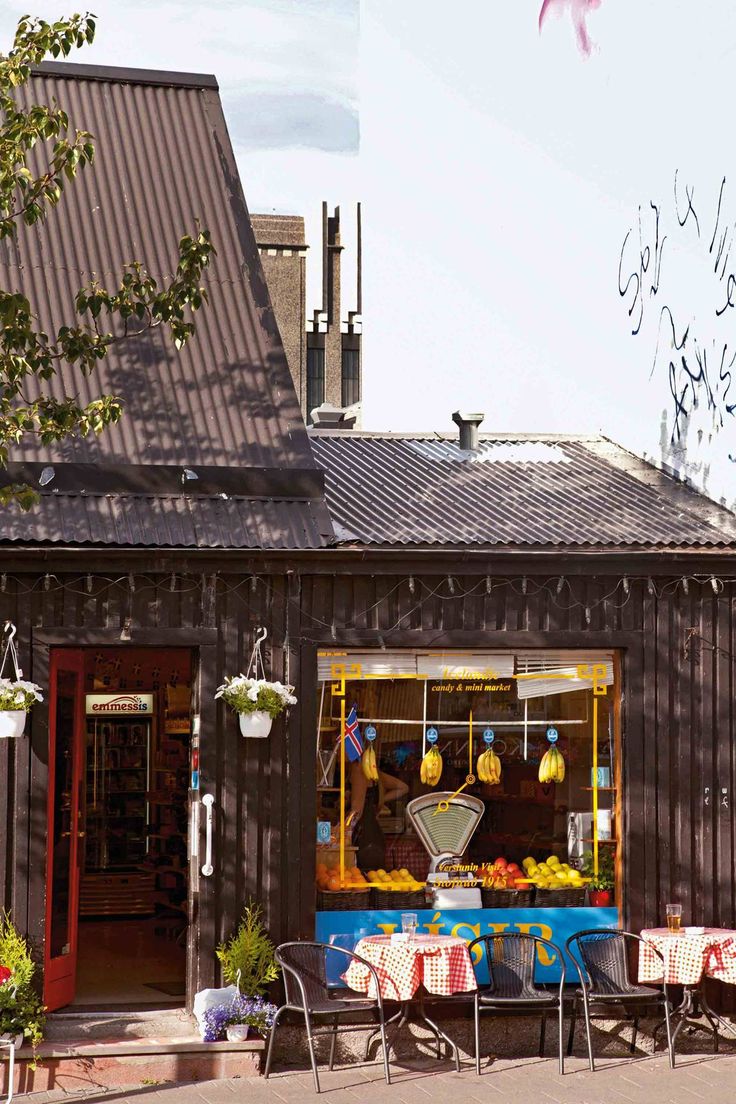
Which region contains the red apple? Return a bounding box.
[494,857,508,869]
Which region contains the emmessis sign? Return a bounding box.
[85,693,154,715]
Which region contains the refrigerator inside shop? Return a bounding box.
[85,702,153,872]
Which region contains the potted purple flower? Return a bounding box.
[202,993,278,1043]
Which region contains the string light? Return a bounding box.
[86,574,93,594]
[585,606,592,625]
[682,577,689,595]
[128,572,135,594]
[44,574,50,591]
[623,576,630,596]
[556,576,565,594]
[647,577,656,596]
[447,575,455,595]
[1,575,6,593]
[409,575,415,595]
[170,573,177,592]
[486,575,492,594]
[711,576,720,594]
[521,576,528,595]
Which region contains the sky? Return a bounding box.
[1,2,736,504]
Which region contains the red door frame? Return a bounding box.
[43,649,86,1010]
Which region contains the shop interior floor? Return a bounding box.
[73,918,186,1006]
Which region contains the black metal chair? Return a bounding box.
[566,929,674,1070]
[467,932,566,1075]
[264,941,392,1093]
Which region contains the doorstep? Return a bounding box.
[2,1034,265,1095]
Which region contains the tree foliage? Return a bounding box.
[0,13,214,506]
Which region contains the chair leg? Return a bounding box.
[474,995,481,1076]
[663,997,675,1070]
[539,1011,547,1057]
[264,1006,285,1080]
[582,995,595,1073]
[567,999,576,1057]
[378,1010,392,1085]
[328,1014,338,1071]
[558,999,565,1076]
[303,1012,321,1093]
[630,1017,638,1054]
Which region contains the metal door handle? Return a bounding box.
[201,793,215,876]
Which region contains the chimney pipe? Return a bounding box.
[452,411,485,451]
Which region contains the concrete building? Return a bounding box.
[251,203,362,426]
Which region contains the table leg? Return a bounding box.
[366,995,462,1070]
[654,985,722,1053]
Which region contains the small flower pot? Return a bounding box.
[0,711,26,739]
[238,711,273,739]
[589,889,612,907]
[226,1024,251,1042]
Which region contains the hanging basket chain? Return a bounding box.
[246,626,268,681]
[0,622,22,680]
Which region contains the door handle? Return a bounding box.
[201,793,215,877]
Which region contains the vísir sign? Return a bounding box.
[85,693,154,715]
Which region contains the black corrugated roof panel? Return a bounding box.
[0,62,332,549]
[308,432,736,548]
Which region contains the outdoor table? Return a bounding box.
[639,927,736,1050]
[0,1038,15,1104]
[343,933,477,1070]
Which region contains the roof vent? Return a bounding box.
[452,411,485,451]
[310,403,357,430]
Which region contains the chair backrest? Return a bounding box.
[567,929,636,995]
[276,942,330,1009]
[468,931,564,996]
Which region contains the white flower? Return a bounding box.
[246,687,259,702]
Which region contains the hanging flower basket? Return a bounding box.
[0,624,42,739]
[238,711,273,740]
[215,627,297,739]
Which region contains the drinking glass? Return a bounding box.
[666,904,682,933]
[401,912,418,940]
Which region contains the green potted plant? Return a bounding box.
[0,912,45,1055]
[216,901,280,994]
[215,676,296,739]
[582,851,615,906]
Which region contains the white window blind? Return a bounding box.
[515,651,614,699]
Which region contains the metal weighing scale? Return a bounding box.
[407,792,485,908]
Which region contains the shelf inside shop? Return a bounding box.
[580,786,616,791]
[582,838,617,843]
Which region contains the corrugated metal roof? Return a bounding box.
[309,432,736,548]
[0,62,332,549]
[0,494,331,549]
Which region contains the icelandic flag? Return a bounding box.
[343,705,363,762]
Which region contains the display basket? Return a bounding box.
[534,886,586,908]
[370,888,427,909]
[317,889,370,911]
[481,886,535,908]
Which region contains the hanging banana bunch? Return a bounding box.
[361,724,379,782]
[420,727,443,786]
[538,727,565,783]
[477,728,502,785]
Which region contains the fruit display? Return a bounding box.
[476,747,502,785]
[366,867,425,892]
[538,744,565,783]
[521,854,585,890]
[316,863,368,892]
[420,745,443,785]
[361,743,379,782]
[477,857,525,889]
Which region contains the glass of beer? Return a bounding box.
[666,904,682,933]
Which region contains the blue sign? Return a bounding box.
[317,821,332,844]
[316,907,619,984]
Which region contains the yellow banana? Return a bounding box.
[421,745,443,786]
[538,746,565,784]
[361,744,379,782]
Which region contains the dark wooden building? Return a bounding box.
[2,63,736,1017]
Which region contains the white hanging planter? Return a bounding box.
[0,710,26,739]
[216,627,296,740]
[238,711,273,739]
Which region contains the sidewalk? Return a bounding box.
[16,1052,736,1104]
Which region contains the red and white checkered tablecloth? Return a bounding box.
[639,928,736,987]
[343,935,477,1002]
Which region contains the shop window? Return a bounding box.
[341,347,360,407]
[315,650,621,960]
[307,346,325,419]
